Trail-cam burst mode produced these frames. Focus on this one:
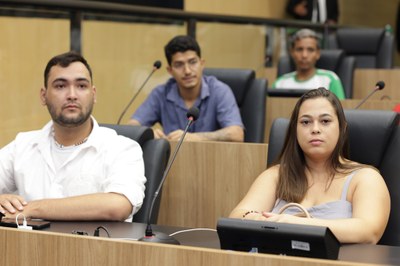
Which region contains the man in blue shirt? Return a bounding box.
[129,35,244,142]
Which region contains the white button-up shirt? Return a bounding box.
[0,117,146,218]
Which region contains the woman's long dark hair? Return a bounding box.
[275,88,355,203]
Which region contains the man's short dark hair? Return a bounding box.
[164,35,201,65]
[44,51,93,87]
[290,28,321,49]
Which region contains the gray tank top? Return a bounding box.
[271,172,355,219]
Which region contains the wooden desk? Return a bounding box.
[265,97,398,142]
[158,141,268,228]
[354,69,400,100]
[0,222,398,266]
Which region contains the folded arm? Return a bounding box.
[263,168,390,244]
[1,192,133,221]
[130,118,244,142]
[229,166,279,219]
[168,125,244,142]
[230,167,390,244]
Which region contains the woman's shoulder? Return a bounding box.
[347,163,383,184]
[345,161,380,174]
[346,163,389,204]
[251,164,280,190]
[258,164,280,181]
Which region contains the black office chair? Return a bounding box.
[266,110,400,246]
[277,49,356,98]
[328,28,394,69]
[203,68,267,143]
[100,124,171,224]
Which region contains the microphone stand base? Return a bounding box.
[138,231,180,245]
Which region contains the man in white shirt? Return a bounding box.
[0,52,146,221]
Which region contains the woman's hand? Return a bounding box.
[262,212,307,224]
[242,211,268,221]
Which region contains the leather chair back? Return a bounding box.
[100,124,170,224]
[328,28,394,69]
[379,125,400,245]
[203,68,267,143]
[137,138,170,223]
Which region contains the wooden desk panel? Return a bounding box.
[354,69,400,100]
[158,141,268,228]
[0,227,380,266]
[265,97,398,142]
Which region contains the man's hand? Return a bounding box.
[153,128,167,139]
[167,130,202,141]
[0,194,27,215]
[167,125,244,142]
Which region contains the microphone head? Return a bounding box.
[376,81,385,90]
[187,107,200,121]
[153,60,162,69]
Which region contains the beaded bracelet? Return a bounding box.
[242,210,260,218]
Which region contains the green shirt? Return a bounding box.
[272,69,346,99]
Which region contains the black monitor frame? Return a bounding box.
[217,217,340,260]
[267,88,310,97]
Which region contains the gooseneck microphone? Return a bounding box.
[138,107,200,245]
[354,81,385,109]
[116,60,162,124]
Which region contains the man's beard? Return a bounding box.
[47,102,93,128]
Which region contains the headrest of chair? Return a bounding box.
[316,49,345,72]
[344,110,399,167]
[203,68,255,106]
[99,124,154,147]
[337,28,385,54]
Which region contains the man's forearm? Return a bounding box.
[127,119,141,126]
[193,125,244,142]
[19,193,133,221]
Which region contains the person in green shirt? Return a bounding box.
[273,28,345,100]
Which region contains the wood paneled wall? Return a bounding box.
[0,17,69,145]
[0,0,399,146]
[196,22,266,71]
[0,17,266,146]
[338,0,399,28]
[185,0,286,19]
[82,21,185,124]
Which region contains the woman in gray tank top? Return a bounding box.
[229,88,390,244]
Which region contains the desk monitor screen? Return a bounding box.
[217,217,340,260]
[267,88,310,97]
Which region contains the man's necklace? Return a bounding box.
[52,128,89,149]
